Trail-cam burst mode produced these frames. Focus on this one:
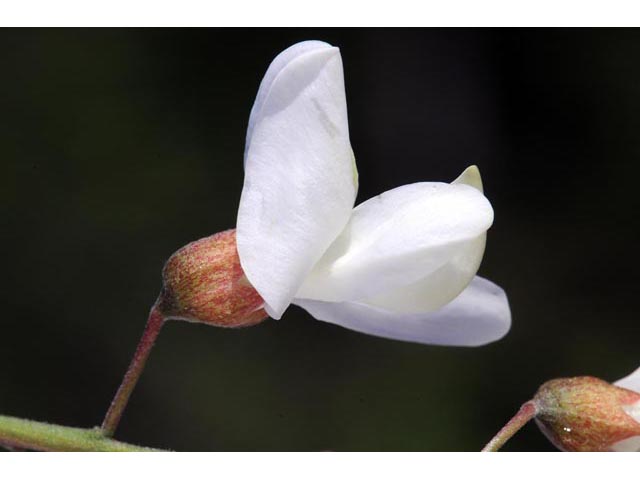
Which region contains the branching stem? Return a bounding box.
[0,414,163,451]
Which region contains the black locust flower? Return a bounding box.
[227,40,512,346]
[100,40,513,437]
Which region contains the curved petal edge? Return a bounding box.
[296,181,494,303]
[615,365,640,393]
[294,276,511,347]
[237,42,357,319]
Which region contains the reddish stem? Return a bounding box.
[481,401,537,452]
[100,303,166,437]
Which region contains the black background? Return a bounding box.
[1,28,639,451]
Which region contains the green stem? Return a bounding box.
[101,303,166,437]
[0,414,164,451]
[481,401,537,452]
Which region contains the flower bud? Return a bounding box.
[533,376,640,451]
[157,229,267,327]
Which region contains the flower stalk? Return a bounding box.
[481,401,537,452]
[101,303,166,437]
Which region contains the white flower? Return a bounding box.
[236,40,511,346]
[612,365,640,451]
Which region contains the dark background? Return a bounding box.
[1,29,638,451]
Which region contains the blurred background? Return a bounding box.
[1,29,639,451]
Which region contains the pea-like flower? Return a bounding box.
[158,41,512,345]
[230,40,511,346]
[102,40,513,437]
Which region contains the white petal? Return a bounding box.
[237,41,357,319]
[622,401,640,424]
[295,181,493,303]
[365,234,486,313]
[245,40,331,158]
[610,435,640,452]
[294,276,511,346]
[610,366,640,451]
[615,366,640,393]
[368,166,484,313]
[298,166,490,312]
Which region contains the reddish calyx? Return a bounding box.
[158,229,267,328]
[534,376,640,451]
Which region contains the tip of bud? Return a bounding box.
[534,376,640,451]
[157,229,267,328]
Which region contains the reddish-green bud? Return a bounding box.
[157,229,267,327]
[534,376,640,451]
